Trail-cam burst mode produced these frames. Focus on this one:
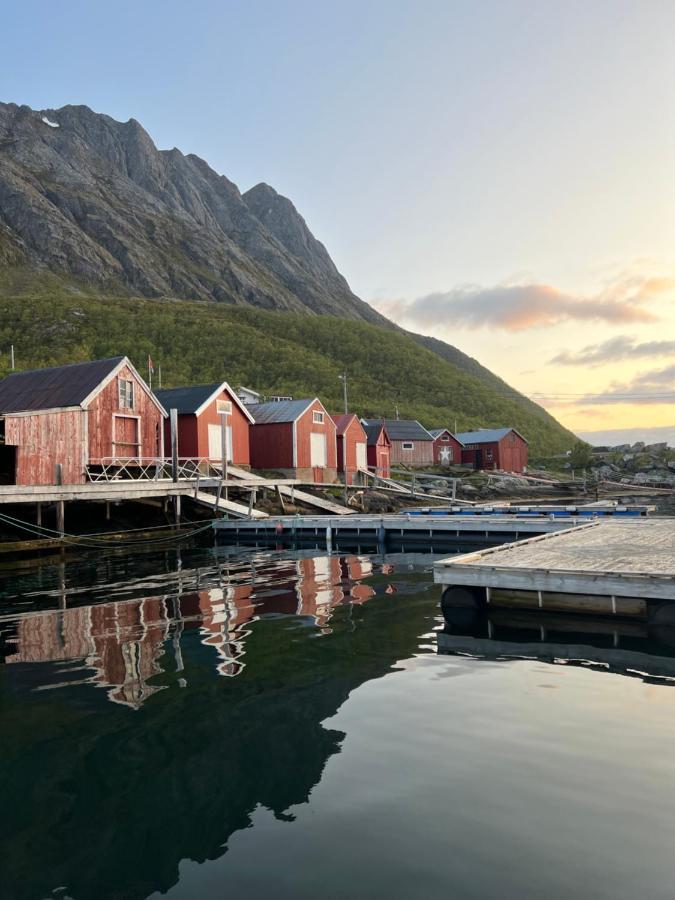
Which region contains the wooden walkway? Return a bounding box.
[435,519,675,601]
[225,465,353,515]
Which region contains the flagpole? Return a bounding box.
[148,357,152,392]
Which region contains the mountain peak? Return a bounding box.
[0,101,384,323]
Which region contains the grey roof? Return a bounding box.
[0,357,125,413]
[362,418,433,442]
[428,428,456,440]
[155,383,222,415]
[455,428,528,445]
[249,398,315,424]
[363,423,388,445]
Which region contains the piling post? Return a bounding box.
[170,409,179,483]
[36,502,42,528]
[57,500,65,538]
[174,494,181,526]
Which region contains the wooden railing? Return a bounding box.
[87,457,225,482]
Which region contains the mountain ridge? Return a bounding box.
[0,101,576,452]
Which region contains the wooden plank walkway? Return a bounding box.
[193,490,268,520]
[435,519,675,600]
[225,465,353,516]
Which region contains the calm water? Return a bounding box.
[3,540,675,899]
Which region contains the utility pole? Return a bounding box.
[338,372,348,413]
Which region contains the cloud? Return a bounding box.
[375,275,669,332]
[579,363,675,405]
[551,335,675,366]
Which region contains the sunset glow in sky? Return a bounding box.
[3,0,674,441]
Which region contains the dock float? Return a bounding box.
[213,513,586,546]
[435,518,675,605]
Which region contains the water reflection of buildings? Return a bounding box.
[3,555,376,707]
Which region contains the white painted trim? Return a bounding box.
[81,357,168,416]
[193,381,255,423]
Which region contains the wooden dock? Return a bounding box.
[213,512,585,545]
[435,518,675,602]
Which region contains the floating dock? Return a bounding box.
[435,519,675,603]
[213,512,587,547]
[408,503,655,518]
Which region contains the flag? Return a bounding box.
[148,355,155,374]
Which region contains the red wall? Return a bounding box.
[249,421,294,470]
[432,432,464,465]
[335,416,367,484]
[366,429,391,478]
[6,409,86,485]
[163,386,250,465]
[295,401,337,470]
[460,433,528,472]
[88,364,164,463]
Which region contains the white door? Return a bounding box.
[310,432,327,467]
[208,423,232,461]
[355,441,367,469]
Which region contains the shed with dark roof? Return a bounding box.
[155,381,253,465]
[455,428,529,472]
[0,357,165,485]
[249,398,337,483]
[362,422,391,478]
[361,418,434,467]
[428,428,464,466]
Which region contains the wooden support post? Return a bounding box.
[170,408,179,483]
[276,485,286,513]
[36,503,42,528]
[105,501,111,521]
[247,489,255,516]
[57,500,65,538]
[411,474,416,495]
[214,479,223,512]
[174,494,181,526]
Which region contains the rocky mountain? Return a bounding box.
[0,102,384,323]
[0,101,577,451]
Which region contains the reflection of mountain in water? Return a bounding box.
[438,607,675,684]
[0,551,435,900]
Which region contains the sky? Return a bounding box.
[2,0,674,442]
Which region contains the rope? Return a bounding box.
[0,509,217,549]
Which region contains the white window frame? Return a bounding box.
[441,435,449,442]
[118,378,135,410]
[312,410,324,424]
[402,441,414,450]
[216,399,233,415]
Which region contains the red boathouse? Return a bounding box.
[456,428,529,472]
[429,429,464,466]
[249,398,338,483]
[333,413,368,484]
[362,422,391,478]
[155,381,253,466]
[0,357,166,485]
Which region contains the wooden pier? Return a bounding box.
[435,518,675,603]
[213,512,585,546]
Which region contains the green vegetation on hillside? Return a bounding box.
[0,277,577,454]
